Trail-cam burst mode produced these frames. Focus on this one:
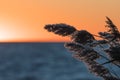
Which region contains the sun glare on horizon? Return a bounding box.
[0,17,25,42]
[0,22,14,41]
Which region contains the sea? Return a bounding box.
[0,42,119,80]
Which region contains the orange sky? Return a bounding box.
[0,0,120,42]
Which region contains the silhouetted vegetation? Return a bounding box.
[44,17,120,80]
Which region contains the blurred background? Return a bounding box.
[0,42,102,80]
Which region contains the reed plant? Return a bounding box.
[44,17,120,80]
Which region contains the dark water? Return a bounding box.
[0,43,108,80]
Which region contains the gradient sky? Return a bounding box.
[0,0,120,42]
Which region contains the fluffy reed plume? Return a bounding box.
[71,30,95,44]
[85,61,109,77]
[105,17,120,38]
[106,46,120,64]
[64,42,100,61]
[44,23,77,36]
[98,32,114,40]
[44,17,120,80]
[99,17,120,41]
[64,42,84,53]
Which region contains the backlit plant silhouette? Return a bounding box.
[44,17,120,80]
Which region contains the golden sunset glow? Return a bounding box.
[0,0,120,42]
